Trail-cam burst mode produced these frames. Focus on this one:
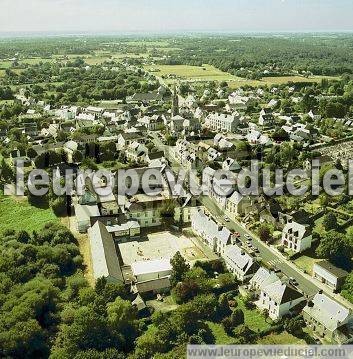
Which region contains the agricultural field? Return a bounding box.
[144,64,239,82]
[144,64,339,87]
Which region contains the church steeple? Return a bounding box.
[172,84,179,117]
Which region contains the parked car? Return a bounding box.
[244,234,251,240]
[224,215,230,222]
[233,231,240,237]
[289,277,299,287]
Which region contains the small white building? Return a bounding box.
[226,191,253,218]
[313,261,348,292]
[75,203,100,233]
[131,259,172,294]
[249,267,280,292]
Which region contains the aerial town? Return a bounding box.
[1,18,353,359]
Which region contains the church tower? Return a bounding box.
[172,84,179,117]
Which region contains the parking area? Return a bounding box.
[118,230,210,266]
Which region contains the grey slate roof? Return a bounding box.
[88,221,123,282]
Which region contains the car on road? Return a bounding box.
[223,215,230,223]
[289,277,299,287]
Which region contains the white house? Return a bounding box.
[281,221,312,253]
[249,267,280,292]
[204,112,241,133]
[226,191,253,218]
[75,203,100,233]
[222,158,241,172]
[223,244,259,282]
[191,208,232,256]
[256,280,304,320]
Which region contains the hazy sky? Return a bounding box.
[0,0,352,33]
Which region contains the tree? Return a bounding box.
[218,293,231,318]
[284,316,305,337]
[232,325,256,344]
[231,309,245,327]
[0,158,14,183]
[316,230,352,269]
[107,297,138,348]
[170,252,190,287]
[173,279,199,304]
[323,212,338,231]
[72,150,83,163]
[258,224,271,243]
[51,196,68,216]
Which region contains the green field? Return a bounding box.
[144,64,238,82]
[0,193,59,233]
[144,64,338,87]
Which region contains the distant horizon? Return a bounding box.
[0,29,353,39]
[1,0,352,35]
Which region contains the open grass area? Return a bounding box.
[0,193,59,234]
[258,332,306,344]
[144,64,239,82]
[293,246,322,275]
[236,298,272,332]
[206,321,235,344]
[0,61,13,69]
[294,256,321,275]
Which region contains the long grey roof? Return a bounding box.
[88,221,123,282]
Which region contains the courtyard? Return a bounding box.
[118,230,213,267]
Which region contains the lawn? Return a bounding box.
[294,246,322,275]
[236,298,272,332]
[258,332,306,344]
[144,64,239,82]
[206,321,235,344]
[205,297,272,344]
[0,193,59,233]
